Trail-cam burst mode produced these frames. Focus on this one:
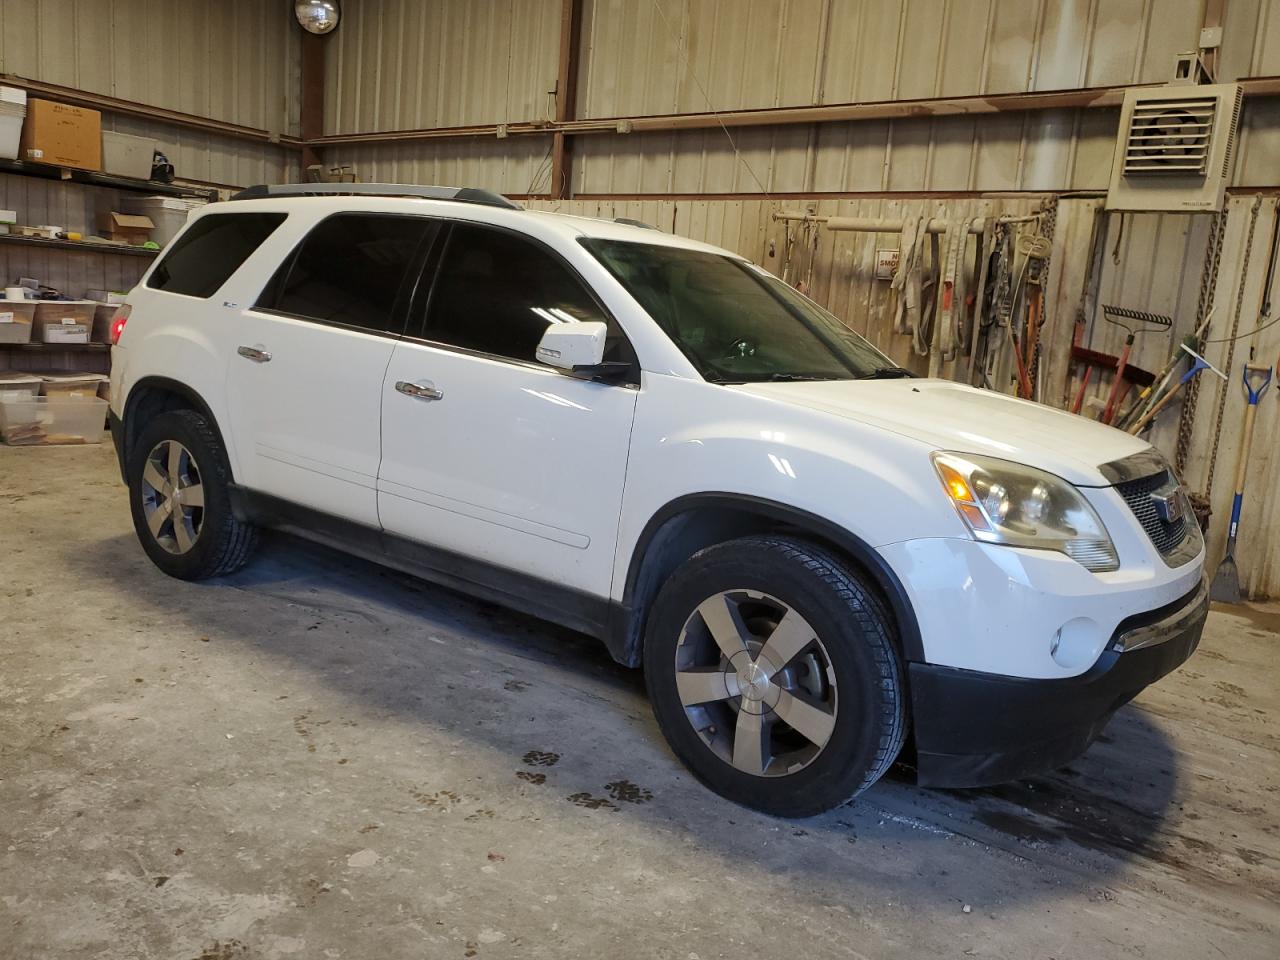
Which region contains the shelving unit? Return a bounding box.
[0,233,158,258]
[0,157,216,202]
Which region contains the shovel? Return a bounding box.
[1209,363,1274,603]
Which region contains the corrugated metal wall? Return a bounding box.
[324,0,562,134]
[0,0,299,186]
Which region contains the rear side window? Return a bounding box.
[147,213,286,298]
[423,223,628,364]
[258,214,436,335]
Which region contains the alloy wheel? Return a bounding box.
[140,440,205,555]
[674,589,838,777]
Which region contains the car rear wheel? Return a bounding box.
[127,409,258,580]
[643,535,906,817]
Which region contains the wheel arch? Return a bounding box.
[120,377,231,483]
[609,493,923,668]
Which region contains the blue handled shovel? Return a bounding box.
[1209,363,1274,603]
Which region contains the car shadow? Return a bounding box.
[69,528,1194,906]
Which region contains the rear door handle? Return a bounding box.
[395,380,444,402]
[237,344,271,363]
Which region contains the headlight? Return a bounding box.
[932,452,1118,572]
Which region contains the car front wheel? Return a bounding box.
[644,535,907,817]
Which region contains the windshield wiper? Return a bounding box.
[857,366,917,380]
[764,373,840,382]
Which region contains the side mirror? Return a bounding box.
[535,321,606,370]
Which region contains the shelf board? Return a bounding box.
[0,233,158,257]
[0,158,217,201]
[0,342,110,351]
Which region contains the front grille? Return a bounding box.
[1116,469,1188,555]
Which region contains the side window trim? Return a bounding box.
[404,218,640,384]
[252,212,439,339]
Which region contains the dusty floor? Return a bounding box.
[1,443,1277,960]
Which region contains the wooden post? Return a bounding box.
[550,0,584,199]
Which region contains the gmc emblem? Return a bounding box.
[1151,487,1185,525]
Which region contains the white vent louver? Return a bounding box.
[1106,83,1242,213]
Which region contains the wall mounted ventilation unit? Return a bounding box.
[1105,82,1242,213]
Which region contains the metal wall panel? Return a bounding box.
[0,0,299,135]
[576,0,1201,121]
[0,0,299,187]
[324,0,562,135]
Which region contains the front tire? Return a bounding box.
[644,536,906,817]
[127,409,258,580]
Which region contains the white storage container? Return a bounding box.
[120,195,207,246]
[0,396,107,445]
[0,86,27,162]
[0,372,42,402]
[102,130,156,180]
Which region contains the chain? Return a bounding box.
[1175,208,1226,475]
[1028,196,1058,398]
[1203,195,1262,500]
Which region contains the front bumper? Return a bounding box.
[909,579,1207,788]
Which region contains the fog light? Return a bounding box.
[1051,617,1103,669]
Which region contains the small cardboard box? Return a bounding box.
[0,300,36,344]
[91,302,122,343]
[32,301,95,342]
[19,99,102,171]
[97,212,154,244]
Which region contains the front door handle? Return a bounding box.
[237,344,272,363]
[395,380,444,402]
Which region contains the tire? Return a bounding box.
[643,535,907,817]
[127,409,259,580]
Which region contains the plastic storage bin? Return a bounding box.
[0,300,36,344]
[32,301,95,343]
[0,86,25,161]
[120,196,207,246]
[0,396,107,445]
[0,372,42,402]
[36,372,107,398]
[102,130,156,180]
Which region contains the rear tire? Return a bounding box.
[643,535,906,817]
[127,409,258,580]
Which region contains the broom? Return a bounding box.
[1209,363,1274,603]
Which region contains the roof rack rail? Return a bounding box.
[614,217,660,230]
[229,183,522,210]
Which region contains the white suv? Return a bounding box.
[108,183,1207,816]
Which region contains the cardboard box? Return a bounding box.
[97,212,154,244]
[121,196,206,247]
[85,289,129,305]
[32,301,95,342]
[91,302,123,343]
[102,130,156,180]
[0,300,36,344]
[19,99,102,171]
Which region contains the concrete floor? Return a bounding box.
[1,443,1277,960]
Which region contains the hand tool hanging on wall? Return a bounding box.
[1098,306,1173,424]
[1209,363,1274,603]
[1127,345,1227,435]
[1115,307,1216,430]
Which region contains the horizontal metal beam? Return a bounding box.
[309,76,1280,148]
[0,74,303,149]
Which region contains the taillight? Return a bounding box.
[110,305,131,345]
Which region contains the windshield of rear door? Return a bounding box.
[580,238,894,383]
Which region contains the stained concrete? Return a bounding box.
[1,443,1277,960]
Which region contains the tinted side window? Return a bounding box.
[261,214,435,334]
[147,213,286,298]
[424,224,627,364]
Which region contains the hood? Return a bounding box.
[733,378,1150,486]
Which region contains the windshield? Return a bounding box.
[581,238,896,383]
